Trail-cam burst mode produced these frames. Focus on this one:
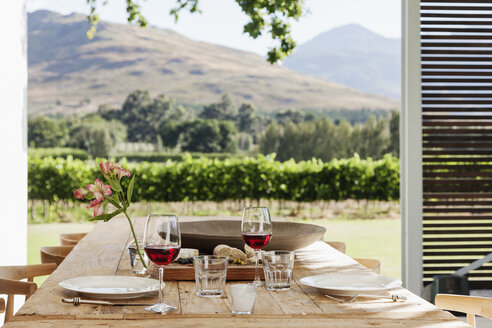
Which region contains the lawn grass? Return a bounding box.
[28,223,95,285]
[291,218,401,280]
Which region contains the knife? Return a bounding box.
[62,297,154,306]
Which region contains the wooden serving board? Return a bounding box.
[160,262,265,280]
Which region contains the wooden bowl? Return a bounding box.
[180,220,326,254]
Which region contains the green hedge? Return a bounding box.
[28,155,400,202]
[28,147,89,160]
[28,148,237,162]
[114,152,238,162]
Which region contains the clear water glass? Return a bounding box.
[127,239,148,275]
[230,283,256,314]
[262,251,295,291]
[194,256,228,297]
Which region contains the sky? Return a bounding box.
[26,0,401,56]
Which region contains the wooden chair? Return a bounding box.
[435,294,492,327]
[0,297,5,313]
[40,246,74,267]
[59,233,87,246]
[354,258,381,274]
[326,241,346,254]
[324,241,380,274]
[0,263,56,323]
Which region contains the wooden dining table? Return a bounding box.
[4,217,469,328]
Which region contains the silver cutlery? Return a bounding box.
[324,293,407,303]
[62,297,154,306]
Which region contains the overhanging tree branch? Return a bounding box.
[85,0,304,64]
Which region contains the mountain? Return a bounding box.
[27,11,398,115]
[283,24,401,100]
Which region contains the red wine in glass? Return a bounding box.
[241,207,272,286]
[144,245,181,266]
[242,233,272,250]
[143,214,180,314]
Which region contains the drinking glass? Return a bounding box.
[127,239,148,275]
[194,256,228,297]
[241,207,272,286]
[143,214,181,313]
[230,284,257,314]
[262,251,295,291]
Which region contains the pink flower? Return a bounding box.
[74,188,88,200]
[87,178,112,201]
[87,198,104,217]
[99,162,115,175]
[115,166,131,180]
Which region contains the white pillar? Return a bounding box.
[401,0,423,295]
[0,1,27,265]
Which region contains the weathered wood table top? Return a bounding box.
[5,217,469,327]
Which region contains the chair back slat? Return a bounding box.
[0,278,37,323]
[0,263,57,280]
[354,258,381,275]
[0,264,56,323]
[40,246,74,267]
[0,277,37,296]
[59,233,87,246]
[435,294,492,328]
[326,241,346,254]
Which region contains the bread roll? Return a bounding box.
[213,244,247,261]
[213,244,230,257]
[228,247,247,261]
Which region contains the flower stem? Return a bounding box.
[123,210,147,269]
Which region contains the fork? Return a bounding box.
[324,294,407,303]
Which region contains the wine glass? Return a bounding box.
[143,214,181,313]
[241,207,272,286]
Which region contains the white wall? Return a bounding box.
[0,0,27,266]
[0,0,27,321]
[401,0,423,295]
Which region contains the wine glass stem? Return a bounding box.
[158,266,164,304]
[254,250,261,284]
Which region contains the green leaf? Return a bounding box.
[88,209,123,222]
[127,174,135,205]
[108,179,123,192]
[107,195,121,209]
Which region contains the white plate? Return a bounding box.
[59,276,161,299]
[300,273,402,296]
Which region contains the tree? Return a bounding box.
[354,116,388,159]
[218,121,238,152]
[258,123,282,155]
[28,117,69,148]
[160,120,183,149]
[179,119,237,153]
[237,132,252,151]
[386,110,400,156]
[258,116,393,162]
[275,109,305,125]
[68,117,127,157]
[237,102,256,132]
[200,94,236,121]
[104,90,189,143]
[86,0,304,63]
